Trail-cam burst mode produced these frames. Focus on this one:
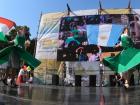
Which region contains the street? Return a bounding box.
[0,84,140,105]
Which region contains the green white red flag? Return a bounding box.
[0,17,16,42]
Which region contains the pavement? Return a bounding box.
[0,83,140,105]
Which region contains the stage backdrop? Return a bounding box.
[35,9,140,84]
[57,13,140,61]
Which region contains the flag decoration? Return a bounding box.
[0,17,16,42]
[86,24,125,47]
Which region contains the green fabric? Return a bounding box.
[103,35,140,73]
[71,29,79,38]
[0,46,13,64]
[16,47,41,68]
[0,54,9,64]
[65,29,80,45]
[121,35,134,48]
[0,32,8,42]
[0,46,41,68]
[14,35,25,48]
[65,37,80,45]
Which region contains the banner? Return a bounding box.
[57,14,131,61]
[100,9,130,14]
[36,48,57,59]
[36,12,65,60]
[87,24,124,46]
[38,12,66,39]
[70,9,98,16]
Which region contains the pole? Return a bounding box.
[67,3,71,16]
[32,12,43,84]
[33,12,43,57]
[128,0,132,13]
[99,63,104,87]
[99,62,105,105]
[98,0,103,15]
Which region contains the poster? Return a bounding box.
[57,14,139,61]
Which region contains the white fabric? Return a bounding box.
[0,23,9,33]
[18,69,24,77]
[121,33,128,37]
[98,24,112,46]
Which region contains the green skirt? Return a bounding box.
[0,46,41,68]
[103,47,140,73]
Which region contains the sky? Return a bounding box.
[0,0,140,38]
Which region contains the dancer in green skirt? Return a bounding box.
[0,27,40,68]
[0,27,40,86]
[103,27,140,88]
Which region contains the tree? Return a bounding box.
[7,25,31,41]
[26,38,37,56]
[5,25,36,56]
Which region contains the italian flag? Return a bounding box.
[0,17,16,42]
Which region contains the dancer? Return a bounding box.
[103,27,140,88]
[0,27,40,86]
[0,27,40,68]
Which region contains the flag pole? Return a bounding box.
[127,0,132,13]
[98,0,103,15]
[67,3,71,16]
[98,1,105,104]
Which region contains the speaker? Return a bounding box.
[109,75,116,86]
[89,75,96,87]
[52,74,59,85]
[75,75,81,86]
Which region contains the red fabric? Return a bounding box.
[16,75,23,85]
[0,17,16,28]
